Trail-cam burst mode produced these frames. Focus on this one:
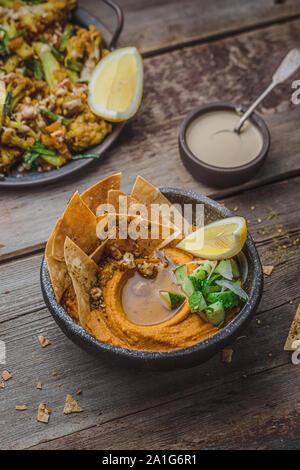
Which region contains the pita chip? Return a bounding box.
[1,370,12,381]
[131,176,191,234]
[63,394,83,414]
[90,237,111,264]
[64,237,99,327]
[81,173,122,215]
[107,189,172,227]
[37,402,51,423]
[96,214,179,257]
[284,304,300,351]
[45,219,71,303]
[263,265,274,276]
[108,189,140,213]
[38,335,51,348]
[52,192,98,261]
[16,405,28,411]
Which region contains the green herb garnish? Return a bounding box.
[40,35,63,62]
[59,26,74,52]
[72,154,101,160]
[24,58,44,80]
[23,141,58,164]
[0,27,10,58]
[38,107,71,126]
[3,90,12,117]
[65,57,83,73]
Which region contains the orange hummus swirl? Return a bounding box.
[83,248,237,352]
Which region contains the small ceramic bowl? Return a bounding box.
[41,188,263,371]
[179,102,270,188]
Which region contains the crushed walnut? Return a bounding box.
[90,287,102,301]
[120,252,136,270]
[108,245,122,260]
[136,261,158,279]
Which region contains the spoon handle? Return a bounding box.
[234,82,275,133]
[272,48,300,84]
[235,48,300,133]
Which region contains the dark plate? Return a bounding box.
[41,188,264,371]
[0,2,125,189]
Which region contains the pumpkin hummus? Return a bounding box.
[62,245,238,352]
[45,173,246,353]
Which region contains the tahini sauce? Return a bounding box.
[186,110,263,168]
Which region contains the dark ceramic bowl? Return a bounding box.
[179,102,270,188]
[40,188,263,371]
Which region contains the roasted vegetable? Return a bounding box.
[2,90,12,117]
[34,42,66,89]
[1,129,34,150]
[0,0,112,175]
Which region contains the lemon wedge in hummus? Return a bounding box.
[0,80,6,114]
[88,47,143,122]
[176,217,247,260]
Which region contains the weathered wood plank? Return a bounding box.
[0,294,297,449]
[1,176,299,449]
[1,19,300,261]
[81,0,300,55]
[31,364,300,450]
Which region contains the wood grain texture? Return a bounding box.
[81,0,300,55]
[31,365,300,450]
[1,19,300,261]
[1,176,299,449]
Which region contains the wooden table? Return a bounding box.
[0,0,299,450]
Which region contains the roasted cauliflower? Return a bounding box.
[0,0,112,176]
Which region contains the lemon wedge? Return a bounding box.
[176,217,247,260]
[0,80,6,114]
[88,46,143,122]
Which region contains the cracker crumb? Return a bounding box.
[57,383,61,387]
[36,382,42,390]
[16,405,28,411]
[284,304,300,351]
[257,218,262,223]
[76,390,82,395]
[250,206,255,210]
[63,394,83,414]
[233,207,238,212]
[290,300,293,305]
[38,335,51,348]
[0,382,5,389]
[263,265,274,276]
[222,349,233,363]
[52,371,57,376]
[97,423,101,427]
[1,370,12,381]
[268,353,273,357]
[37,402,51,423]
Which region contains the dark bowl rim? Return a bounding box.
[41,187,264,360]
[179,102,270,173]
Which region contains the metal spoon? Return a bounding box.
[234,48,300,134]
